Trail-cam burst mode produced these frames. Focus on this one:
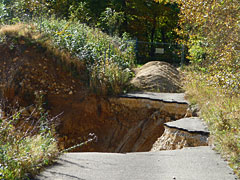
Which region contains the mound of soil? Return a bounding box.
[131,61,182,93]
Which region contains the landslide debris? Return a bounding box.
[0,24,188,153]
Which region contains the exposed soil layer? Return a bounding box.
[48,94,188,152]
[0,37,188,152]
[0,37,87,104]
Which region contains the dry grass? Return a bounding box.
[0,106,59,179]
[0,23,34,38]
[0,23,86,80]
[183,70,240,177]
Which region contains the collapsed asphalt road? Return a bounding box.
[35,146,238,180]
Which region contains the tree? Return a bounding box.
[125,0,179,42]
[98,7,125,36]
[163,0,240,93]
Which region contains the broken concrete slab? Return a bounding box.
[164,117,209,135]
[151,117,210,151]
[120,92,188,104]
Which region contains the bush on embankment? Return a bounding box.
[0,18,136,95]
[36,18,136,95]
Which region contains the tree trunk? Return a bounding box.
[150,16,157,58]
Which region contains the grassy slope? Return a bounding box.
[183,70,240,177]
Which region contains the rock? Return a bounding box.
[69,91,73,95]
[151,117,209,151]
[131,61,182,93]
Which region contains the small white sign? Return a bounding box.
[155,48,164,54]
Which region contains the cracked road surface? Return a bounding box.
[35,146,238,180]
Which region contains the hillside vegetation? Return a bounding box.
[163,0,240,176]
[0,0,239,178]
[0,17,135,179]
[0,19,135,95]
[38,18,135,95]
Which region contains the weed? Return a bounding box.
[183,70,240,177]
[0,99,59,180]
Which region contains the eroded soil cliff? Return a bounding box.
[0,35,189,152]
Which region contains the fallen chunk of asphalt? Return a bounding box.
[164,117,210,135]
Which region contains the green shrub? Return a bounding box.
[173,0,240,95]
[188,37,206,67]
[37,18,136,95]
[0,0,50,25]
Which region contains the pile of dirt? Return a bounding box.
[131,61,182,93]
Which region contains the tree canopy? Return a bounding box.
[155,0,240,94]
[0,0,180,43]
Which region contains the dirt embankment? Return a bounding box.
[0,35,188,152]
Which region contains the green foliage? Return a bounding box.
[98,8,125,36]
[0,0,50,25]
[187,37,206,68]
[172,0,240,94]
[68,2,93,25]
[127,0,179,43]
[37,18,135,95]
[0,103,58,180]
[0,1,8,24]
